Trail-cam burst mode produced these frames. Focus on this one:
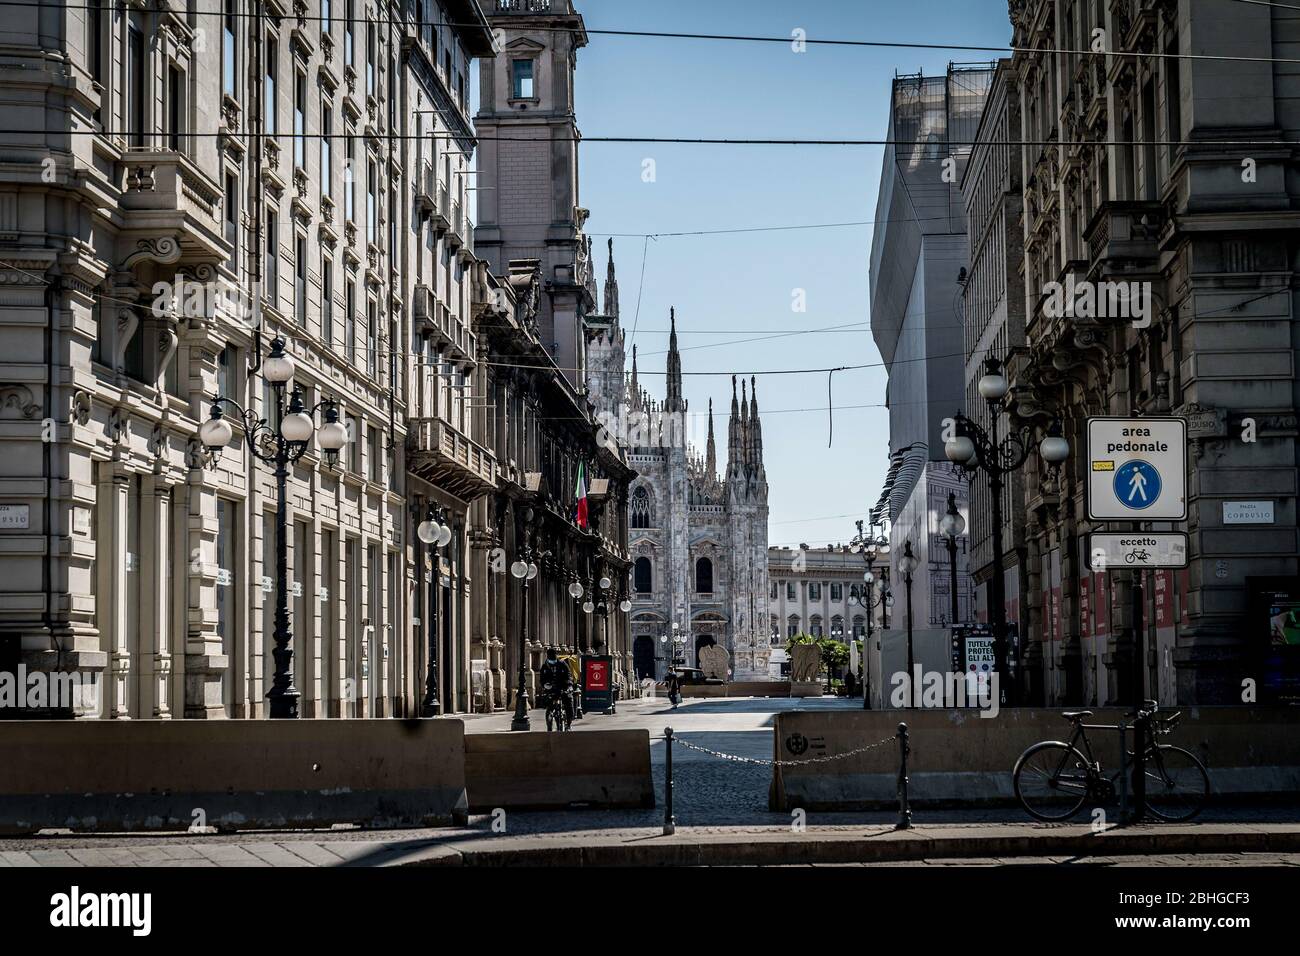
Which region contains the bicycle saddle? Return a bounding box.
[1061,710,1092,720]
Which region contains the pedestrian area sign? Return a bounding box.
[1086,417,1187,521]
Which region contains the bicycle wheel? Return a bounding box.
[1142,745,1209,822]
[1013,741,1092,822]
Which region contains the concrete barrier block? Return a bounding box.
[0,718,468,834]
[466,729,654,811]
[770,706,1300,811]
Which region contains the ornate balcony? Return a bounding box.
[407,417,497,501]
[118,149,227,266]
[1084,200,1167,268]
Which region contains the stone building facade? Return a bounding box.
[959,59,1031,637]
[767,545,886,643]
[0,0,630,719]
[999,0,1300,705]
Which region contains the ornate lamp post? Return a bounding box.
[568,573,585,720]
[897,540,921,707]
[939,491,966,626]
[200,337,348,718]
[509,511,538,732]
[416,504,453,716]
[851,520,891,710]
[944,356,1069,704]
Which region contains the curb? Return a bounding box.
[394,825,1300,867]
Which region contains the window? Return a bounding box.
[265,36,277,136]
[633,557,652,594]
[366,298,377,377]
[366,22,376,96]
[831,583,843,602]
[167,65,183,151]
[265,207,278,307]
[787,615,799,638]
[786,582,795,601]
[511,58,534,99]
[262,378,282,431]
[222,0,236,97]
[852,616,865,638]
[322,0,331,34]
[770,581,778,600]
[630,486,652,528]
[695,557,713,594]
[349,414,362,471]
[322,258,334,345]
[345,0,355,68]
[810,616,823,637]
[345,280,356,363]
[217,344,237,399]
[224,174,239,271]
[90,0,104,84]
[367,426,381,483]
[367,158,377,244]
[127,24,145,146]
[388,186,397,252]
[294,70,306,169]
[295,234,307,324]
[345,127,356,221]
[809,582,821,600]
[320,101,333,198]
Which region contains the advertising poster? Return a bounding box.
[1249,577,1300,705]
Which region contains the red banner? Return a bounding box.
[584,658,609,691]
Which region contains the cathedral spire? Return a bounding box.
[603,237,619,322]
[727,375,740,477]
[749,375,764,471]
[706,398,716,478]
[665,307,684,412]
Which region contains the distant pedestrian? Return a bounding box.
[845,669,857,698]
[665,670,680,709]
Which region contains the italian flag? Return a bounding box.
[575,461,589,529]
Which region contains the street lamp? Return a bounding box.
[898,540,921,706]
[829,623,844,693]
[945,355,1069,704]
[509,512,535,732]
[939,491,966,626]
[850,519,892,710]
[199,337,347,718]
[416,503,452,716]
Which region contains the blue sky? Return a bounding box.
[547,0,1011,547]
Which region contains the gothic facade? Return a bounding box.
[587,256,770,681]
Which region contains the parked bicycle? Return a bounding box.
[1012,700,1209,822]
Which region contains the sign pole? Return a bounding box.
[1131,561,1146,822]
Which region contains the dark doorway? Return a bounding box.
[633,636,655,680]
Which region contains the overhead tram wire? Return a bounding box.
[15,2,1300,66]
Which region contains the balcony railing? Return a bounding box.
[496,0,553,11]
[407,417,497,501]
[119,148,226,262]
[1084,200,1166,266]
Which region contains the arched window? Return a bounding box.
[787,614,800,638]
[695,556,713,594]
[769,614,779,643]
[852,615,865,638]
[830,615,844,640]
[633,556,652,593]
[630,486,653,529]
[810,614,823,637]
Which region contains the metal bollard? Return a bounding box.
[895,722,912,830]
[663,727,676,835]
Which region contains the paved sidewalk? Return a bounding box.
[6,821,1300,868]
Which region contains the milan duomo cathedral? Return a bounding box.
[586,242,771,682]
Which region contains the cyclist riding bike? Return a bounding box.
[539,648,574,730]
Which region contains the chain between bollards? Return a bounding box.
[895,722,912,830]
[663,726,676,835]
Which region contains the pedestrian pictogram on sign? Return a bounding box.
[1114,459,1162,510]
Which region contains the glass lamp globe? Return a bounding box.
[281,410,314,443]
[436,523,453,547]
[899,550,920,576]
[318,419,348,451]
[978,360,1008,400]
[945,435,976,464]
[417,519,439,545]
[510,559,528,579]
[1040,434,1070,464]
[199,414,233,449]
[875,536,892,556]
[863,570,874,584]
[619,599,632,612]
[940,511,966,538]
[569,581,583,599]
[526,562,538,580]
[599,575,611,590]
[263,343,296,384]
[583,600,594,614]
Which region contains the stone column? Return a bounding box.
[140,476,174,718]
[96,465,131,719]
